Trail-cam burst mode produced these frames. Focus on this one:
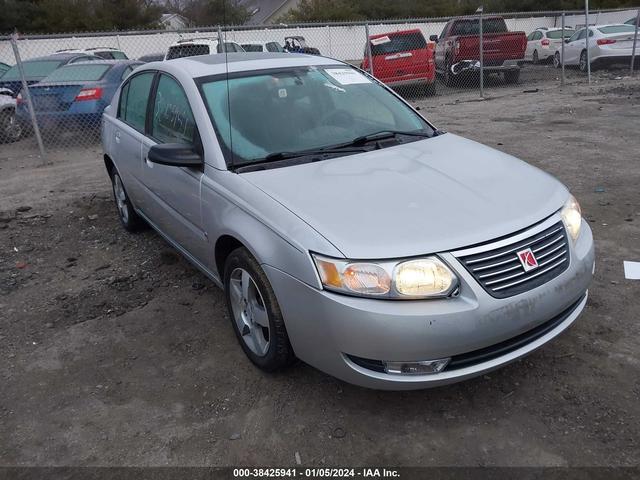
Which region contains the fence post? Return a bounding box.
[478,6,484,98]
[365,23,374,77]
[585,0,591,84]
[10,32,46,163]
[561,12,566,86]
[631,9,639,76]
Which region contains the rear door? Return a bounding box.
[111,70,155,211]
[141,73,208,262]
[564,29,585,64]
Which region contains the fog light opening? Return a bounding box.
[384,358,450,375]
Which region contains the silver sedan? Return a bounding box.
[102,53,594,389]
[554,24,639,71]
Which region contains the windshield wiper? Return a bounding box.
[263,147,367,162]
[346,129,433,146]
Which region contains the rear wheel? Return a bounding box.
[224,247,295,371]
[553,52,561,69]
[504,69,520,84]
[111,171,145,232]
[423,81,436,96]
[0,109,23,144]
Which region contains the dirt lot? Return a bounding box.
[1,71,639,468]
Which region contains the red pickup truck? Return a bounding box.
[431,16,527,86]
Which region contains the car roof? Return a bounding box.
[57,47,122,52]
[370,28,422,38]
[27,52,97,62]
[170,37,223,46]
[151,53,342,77]
[58,59,141,67]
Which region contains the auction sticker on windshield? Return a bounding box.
[325,68,371,85]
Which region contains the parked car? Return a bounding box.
[283,36,321,55]
[241,41,286,53]
[0,52,102,97]
[102,52,594,390]
[0,62,10,77]
[16,60,141,133]
[431,16,527,85]
[56,47,128,60]
[165,38,245,60]
[138,53,166,63]
[553,24,640,71]
[361,29,436,95]
[525,27,574,63]
[0,90,22,143]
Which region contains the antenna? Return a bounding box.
[221,1,234,167]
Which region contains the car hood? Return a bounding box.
[242,133,569,259]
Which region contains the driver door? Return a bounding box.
[564,29,585,64]
[140,73,209,264]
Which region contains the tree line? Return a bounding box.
[0,0,249,34]
[1,0,636,34]
[281,0,638,22]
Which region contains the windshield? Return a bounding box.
[598,25,636,34]
[43,64,110,82]
[547,29,573,39]
[199,66,432,167]
[2,60,63,81]
[371,32,427,55]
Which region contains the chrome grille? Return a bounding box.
[457,221,570,298]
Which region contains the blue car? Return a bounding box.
[0,52,102,97]
[16,60,141,133]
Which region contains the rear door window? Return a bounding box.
[371,32,426,56]
[118,71,155,132]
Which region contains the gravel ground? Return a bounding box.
[0,70,639,467]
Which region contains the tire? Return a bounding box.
[579,50,589,73]
[444,58,456,87]
[110,171,145,232]
[553,52,561,69]
[224,247,295,372]
[504,69,520,84]
[423,81,436,96]
[532,50,539,65]
[0,109,23,144]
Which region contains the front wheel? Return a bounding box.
[224,247,295,371]
[553,52,561,69]
[532,50,539,64]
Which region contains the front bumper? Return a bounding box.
[264,213,594,390]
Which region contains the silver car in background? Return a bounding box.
[102,53,594,390]
[554,24,640,71]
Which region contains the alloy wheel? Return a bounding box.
[113,174,129,224]
[229,267,270,356]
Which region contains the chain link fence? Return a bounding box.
[0,7,638,160]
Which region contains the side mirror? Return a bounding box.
[429,35,439,43]
[147,143,202,168]
[564,39,570,43]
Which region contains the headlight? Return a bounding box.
[312,254,458,299]
[561,195,582,242]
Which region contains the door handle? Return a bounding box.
[114,131,121,144]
